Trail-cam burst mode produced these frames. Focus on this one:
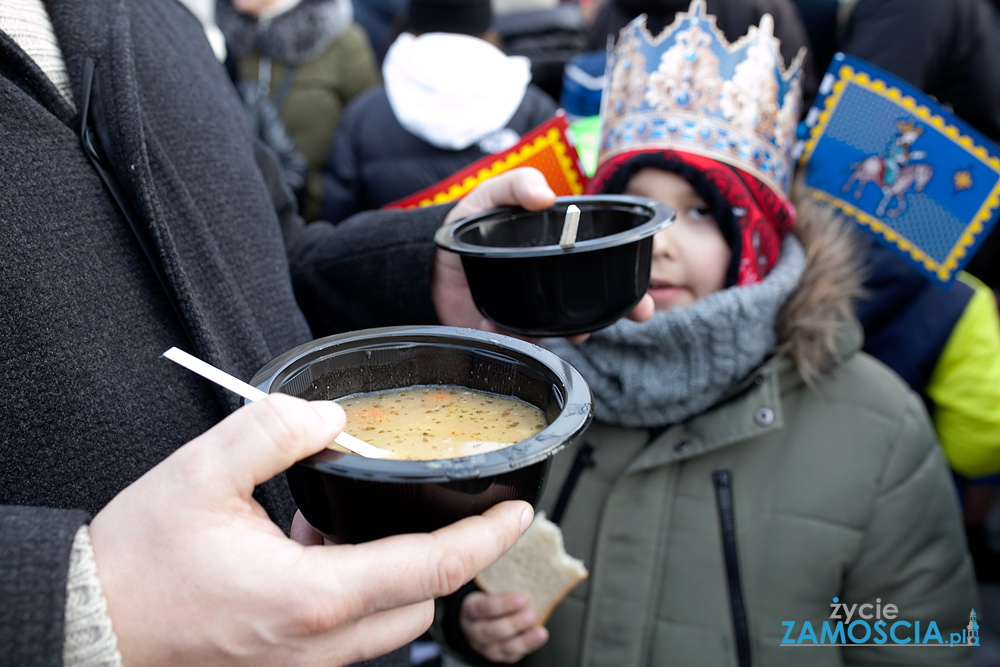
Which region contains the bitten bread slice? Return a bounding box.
[474,512,588,625]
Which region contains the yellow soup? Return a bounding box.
[334,385,547,460]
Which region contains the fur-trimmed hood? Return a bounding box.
[776,181,867,386]
[216,0,353,63]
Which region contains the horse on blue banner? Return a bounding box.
[797,53,1000,286]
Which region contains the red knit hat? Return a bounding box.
[589,150,796,286]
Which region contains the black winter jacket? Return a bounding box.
[319,84,557,222]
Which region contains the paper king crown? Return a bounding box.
[592,0,806,197]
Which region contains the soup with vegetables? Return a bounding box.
[333,385,547,460]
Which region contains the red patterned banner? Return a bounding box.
[383,112,588,210]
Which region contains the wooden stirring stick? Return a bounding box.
[162,347,388,458]
[559,204,581,249]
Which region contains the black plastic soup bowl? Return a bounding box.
[250,326,593,543]
[434,195,674,337]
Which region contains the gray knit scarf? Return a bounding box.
[545,236,805,428]
[215,0,353,63]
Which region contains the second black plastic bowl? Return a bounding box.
[435,195,674,337]
[250,326,593,543]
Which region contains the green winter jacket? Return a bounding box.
[225,2,380,221]
[437,197,978,667]
[526,328,975,666]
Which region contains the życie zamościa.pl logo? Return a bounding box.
[781,599,980,648]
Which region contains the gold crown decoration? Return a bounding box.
[594,0,806,195]
[895,119,923,136]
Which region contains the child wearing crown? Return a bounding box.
[434,3,976,665]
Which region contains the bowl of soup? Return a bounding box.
[250,326,592,543]
[434,195,674,337]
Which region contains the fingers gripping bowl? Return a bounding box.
[250,326,593,543]
[435,195,674,336]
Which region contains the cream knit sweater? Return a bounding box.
[63,529,123,667]
[0,0,74,108]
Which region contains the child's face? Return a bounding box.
[625,168,732,311]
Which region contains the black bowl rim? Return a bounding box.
[434,194,674,258]
[249,326,594,483]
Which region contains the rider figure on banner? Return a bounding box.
[842,119,932,218]
[883,119,926,188]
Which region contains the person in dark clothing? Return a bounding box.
[840,0,1000,145]
[1,1,655,664]
[354,0,407,57]
[216,0,382,222]
[839,0,1000,290]
[787,0,838,80]
[583,0,819,108]
[319,0,559,223]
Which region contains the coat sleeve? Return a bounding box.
[926,273,1000,478]
[253,137,444,337]
[0,506,91,667]
[840,395,977,666]
[284,203,446,336]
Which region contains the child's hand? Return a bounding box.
[460,591,549,663]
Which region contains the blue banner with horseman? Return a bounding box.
[797,53,1000,286]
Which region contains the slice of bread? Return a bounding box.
[474,512,588,625]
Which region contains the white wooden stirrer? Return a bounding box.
[559,204,581,249]
[162,347,388,458]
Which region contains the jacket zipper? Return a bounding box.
[549,442,595,525]
[713,470,752,667]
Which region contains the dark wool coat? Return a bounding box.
[319,84,558,223]
[0,1,444,664]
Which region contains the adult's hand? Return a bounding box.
[89,394,532,666]
[460,591,549,663]
[431,168,655,340]
[432,168,556,333]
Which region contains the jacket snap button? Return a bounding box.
[754,407,774,426]
[674,440,690,452]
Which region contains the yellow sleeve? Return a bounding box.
[926,272,1000,478]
